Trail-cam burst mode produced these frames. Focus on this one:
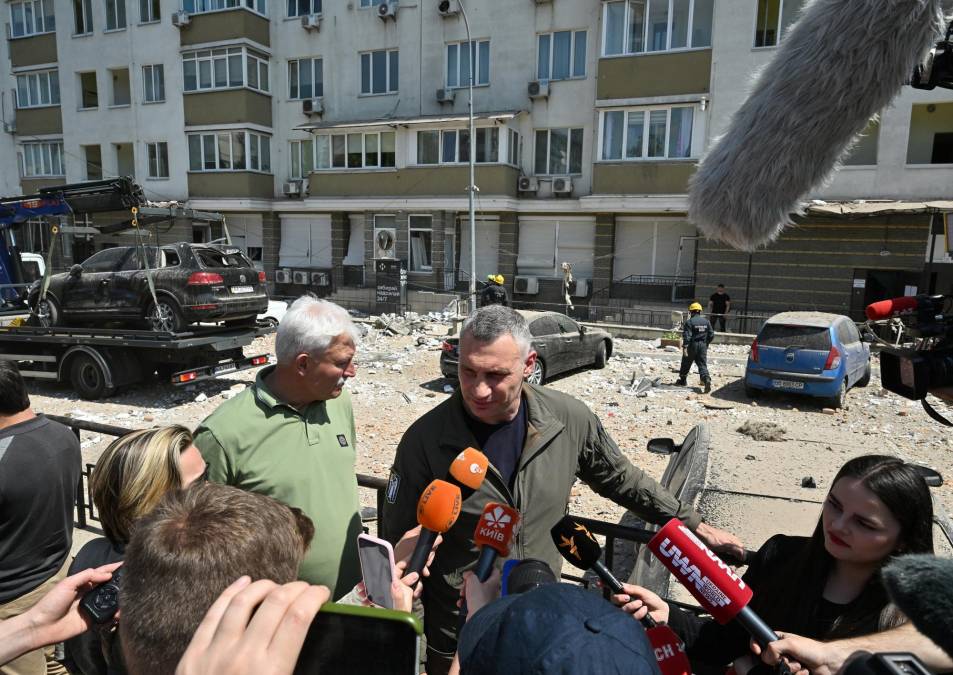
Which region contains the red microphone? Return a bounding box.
[647,625,691,675]
[865,296,919,321]
[472,502,520,581]
[648,520,779,650]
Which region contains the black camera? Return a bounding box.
[80,566,123,624]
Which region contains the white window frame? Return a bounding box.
[358,0,383,7]
[533,128,584,176]
[183,0,267,18]
[187,131,272,173]
[288,58,323,100]
[445,39,490,89]
[360,49,398,96]
[147,141,169,178]
[536,30,587,82]
[10,0,55,37]
[182,46,270,94]
[15,70,60,108]
[142,64,165,103]
[289,138,314,178]
[312,131,396,170]
[598,105,698,161]
[408,215,433,273]
[601,0,712,57]
[753,0,802,48]
[286,0,320,17]
[507,129,520,167]
[78,71,98,109]
[105,0,127,31]
[73,0,93,35]
[20,141,65,177]
[414,127,500,166]
[139,0,160,23]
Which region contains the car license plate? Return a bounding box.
[214,363,237,375]
[231,285,253,294]
[772,379,804,390]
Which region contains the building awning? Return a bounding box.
[295,110,523,132]
[806,199,953,217]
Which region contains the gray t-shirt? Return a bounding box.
[0,414,81,603]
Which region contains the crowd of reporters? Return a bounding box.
[0,299,951,675]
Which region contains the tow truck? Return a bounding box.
[0,178,271,399]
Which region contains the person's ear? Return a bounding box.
[523,351,537,378]
[294,353,310,376]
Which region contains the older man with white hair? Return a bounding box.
[194,296,363,599]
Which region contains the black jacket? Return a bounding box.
[683,314,715,346]
[479,284,509,307]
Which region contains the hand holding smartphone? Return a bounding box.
[357,534,397,610]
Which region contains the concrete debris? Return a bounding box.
[194,392,208,403]
[443,384,455,394]
[801,476,817,488]
[221,389,239,400]
[745,454,757,460]
[821,408,837,415]
[664,345,680,353]
[737,420,786,442]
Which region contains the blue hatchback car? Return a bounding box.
[744,312,871,408]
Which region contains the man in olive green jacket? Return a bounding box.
[381,306,743,675]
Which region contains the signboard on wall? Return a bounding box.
[376,259,404,314]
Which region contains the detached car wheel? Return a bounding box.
[526,358,546,385]
[146,299,185,333]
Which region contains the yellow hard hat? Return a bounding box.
[488,274,504,285]
[689,302,703,312]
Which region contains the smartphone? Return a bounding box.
[357,533,397,610]
[294,602,422,675]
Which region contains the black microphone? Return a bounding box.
[882,554,953,658]
[550,516,628,597]
[689,0,946,251]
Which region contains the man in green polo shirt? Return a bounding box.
[193,296,363,600]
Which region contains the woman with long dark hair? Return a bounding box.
[615,454,934,673]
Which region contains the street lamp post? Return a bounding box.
[458,0,477,312]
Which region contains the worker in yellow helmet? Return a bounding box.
[675,301,715,393]
[480,274,509,308]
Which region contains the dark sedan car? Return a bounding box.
[440,310,612,384]
[29,243,268,332]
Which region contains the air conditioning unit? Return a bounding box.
[571,278,589,297]
[302,98,324,116]
[292,270,309,285]
[436,88,456,104]
[374,227,397,259]
[171,10,190,27]
[437,0,459,16]
[377,1,397,20]
[552,177,573,195]
[301,13,320,30]
[533,0,553,4]
[514,276,539,295]
[311,272,330,286]
[1,121,15,134]
[517,176,538,192]
[528,80,549,99]
[283,180,302,197]
[275,268,292,284]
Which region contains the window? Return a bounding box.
[600,107,695,160]
[148,142,169,178]
[508,129,520,166]
[20,141,64,177]
[360,50,398,95]
[188,131,271,172]
[754,0,804,47]
[534,128,583,175]
[143,64,165,102]
[516,217,596,278]
[15,70,60,108]
[843,120,879,166]
[10,0,55,37]
[409,215,432,273]
[312,131,395,169]
[359,0,383,6]
[109,68,131,106]
[73,0,93,34]
[105,0,126,30]
[183,47,269,94]
[907,103,953,164]
[81,247,127,272]
[287,0,320,16]
[83,144,102,179]
[415,128,499,165]
[183,0,266,15]
[140,0,159,22]
[537,31,586,81]
[289,139,314,178]
[79,71,98,109]
[446,40,490,88]
[288,58,323,99]
[602,0,713,55]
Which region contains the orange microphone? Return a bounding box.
[448,447,489,497]
[407,479,462,576]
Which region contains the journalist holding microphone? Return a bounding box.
[381,305,743,675]
[613,455,934,675]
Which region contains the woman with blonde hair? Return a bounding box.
[64,425,206,675]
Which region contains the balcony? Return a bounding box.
[592,161,696,195]
[308,165,519,198]
[10,33,56,68]
[184,89,272,127]
[14,107,63,136]
[597,49,711,100]
[187,172,273,198]
[179,9,270,47]
[21,177,65,194]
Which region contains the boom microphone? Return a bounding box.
[448,447,489,498]
[407,479,461,576]
[865,296,921,321]
[473,502,520,582]
[689,0,947,251]
[882,554,953,658]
